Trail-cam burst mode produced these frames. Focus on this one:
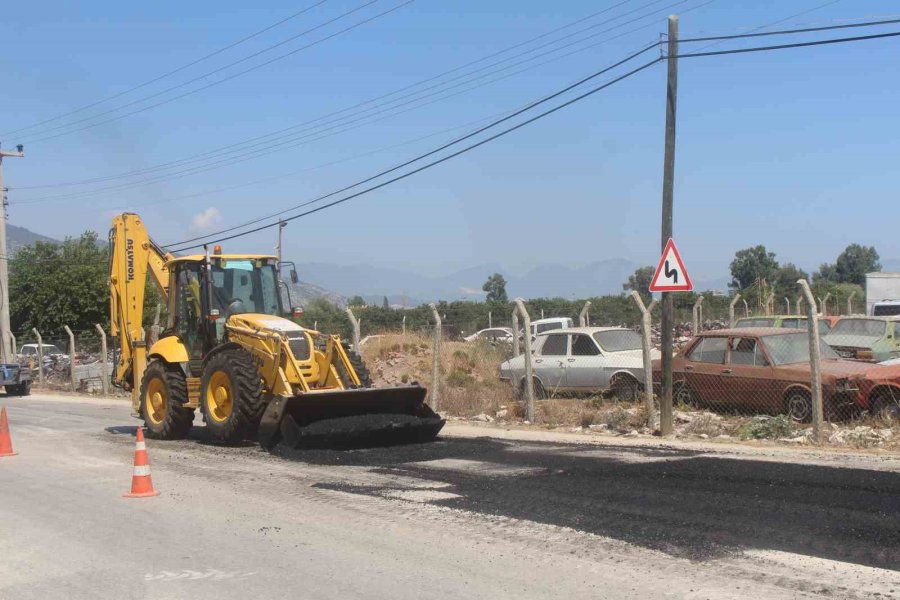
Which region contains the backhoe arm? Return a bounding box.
[109,213,172,392]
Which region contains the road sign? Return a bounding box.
[649,238,692,292]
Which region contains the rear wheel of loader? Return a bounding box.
[139,361,194,439]
[201,348,265,445]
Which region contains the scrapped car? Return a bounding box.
[464,327,514,344]
[499,327,659,401]
[527,317,574,338]
[734,315,834,335]
[654,328,900,421]
[823,316,900,362]
[18,343,67,360]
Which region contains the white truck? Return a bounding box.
[866,272,900,316]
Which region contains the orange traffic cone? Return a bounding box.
[0,406,16,457]
[123,427,159,498]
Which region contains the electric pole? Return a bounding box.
[0,142,25,365]
[659,15,678,436]
[276,220,287,273]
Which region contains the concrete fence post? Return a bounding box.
[428,303,442,411]
[578,301,592,327]
[488,311,492,329]
[32,328,44,387]
[818,293,831,317]
[798,279,824,444]
[630,292,658,417]
[95,324,109,396]
[729,293,741,328]
[63,325,76,392]
[345,308,360,353]
[742,298,749,317]
[540,309,545,320]
[514,298,535,422]
[692,296,704,336]
[402,315,406,335]
[847,291,856,315]
[765,292,775,316]
[511,308,521,357]
[784,297,791,315]
[313,320,318,331]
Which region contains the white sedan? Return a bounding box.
[499,327,658,401]
[464,327,514,344]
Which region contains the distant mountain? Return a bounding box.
[6,224,59,254]
[281,280,346,309]
[291,258,643,303]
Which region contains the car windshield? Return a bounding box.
[761,333,839,365]
[593,329,642,352]
[210,259,283,316]
[830,319,887,337]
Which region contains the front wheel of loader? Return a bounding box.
[339,343,373,388]
[140,361,194,439]
[201,348,266,445]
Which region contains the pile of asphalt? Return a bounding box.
[276,413,445,450]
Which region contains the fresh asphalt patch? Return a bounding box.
[280,436,900,570]
[98,419,900,571]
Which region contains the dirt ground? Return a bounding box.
[360,333,900,453]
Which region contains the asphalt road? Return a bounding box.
[1,393,899,600]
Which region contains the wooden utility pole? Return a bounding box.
[659,15,678,436]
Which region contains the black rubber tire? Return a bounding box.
[19,381,31,396]
[612,374,640,403]
[674,381,699,408]
[339,343,372,388]
[139,361,194,439]
[201,348,266,445]
[785,390,812,423]
[870,393,900,422]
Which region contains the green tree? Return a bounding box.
[772,263,809,297]
[382,296,390,309]
[347,295,367,308]
[10,232,109,335]
[482,273,508,304]
[835,244,880,286]
[729,245,780,290]
[622,265,654,301]
[813,262,839,283]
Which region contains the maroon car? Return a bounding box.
[653,328,900,421]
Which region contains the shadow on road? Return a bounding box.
[289,437,900,570]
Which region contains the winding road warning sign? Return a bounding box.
[649,238,693,292]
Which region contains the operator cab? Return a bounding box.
[167,252,285,361]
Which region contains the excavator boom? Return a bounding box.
[108,214,171,395]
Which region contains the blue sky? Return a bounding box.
[2,0,899,283]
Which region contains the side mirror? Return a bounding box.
[290,269,299,284]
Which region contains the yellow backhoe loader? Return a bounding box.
[108,213,443,449]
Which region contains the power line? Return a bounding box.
[20,0,413,144]
[12,0,693,192]
[162,42,661,249]
[167,23,900,252]
[672,29,900,58]
[0,0,333,137]
[679,16,900,42]
[166,58,663,252]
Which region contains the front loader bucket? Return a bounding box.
[257,385,444,450]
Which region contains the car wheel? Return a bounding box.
[612,375,640,403]
[785,390,812,423]
[870,392,900,423]
[674,381,698,408]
